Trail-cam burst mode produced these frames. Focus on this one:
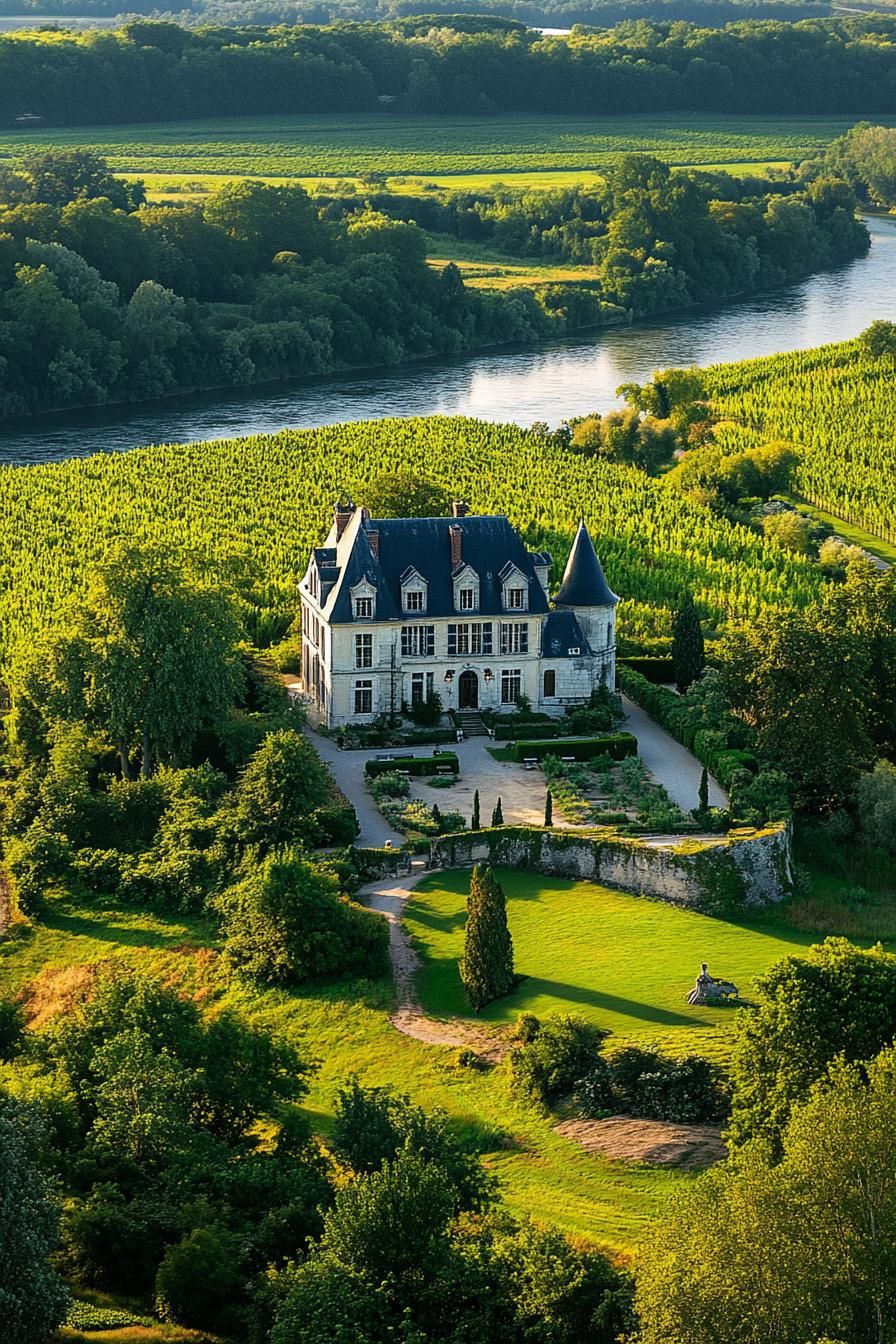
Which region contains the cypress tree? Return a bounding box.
[460,865,515,1012]
[672,592,705,693]
[491,797,504,827]
[698,766,709,819]
[432,802,442,832]
[544,790,553,827]
[471,789,480,831]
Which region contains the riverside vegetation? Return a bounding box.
[0,147,868,420]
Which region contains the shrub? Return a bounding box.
[0,998,25,1060]
[365,752,459,778]
[606,1046,728,1123]
[511,1015,609,1107]
[217,850,389,985]
[309,802,359,846]
[510,734,637,764]
[368,771,410,801]
[155,1227,242,1330]
[514,1012,541,1043]
[408,691,443,728]
[7,824,73,915]
[331,1078,493,1212]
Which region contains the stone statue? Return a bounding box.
[687,962,739,1005]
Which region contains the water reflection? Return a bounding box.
[2,215,895,466]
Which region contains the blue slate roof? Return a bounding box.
[554,521,619,608]
[541,610,592,659]
[325,515,552,623]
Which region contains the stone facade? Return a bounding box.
[300,502,618,729]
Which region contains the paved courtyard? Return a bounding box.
[311,701,725,847]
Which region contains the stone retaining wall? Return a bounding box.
[427,823,793,914]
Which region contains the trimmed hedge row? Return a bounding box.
[338,727,455,750]
[510,734,637,763]
[493,721,563,741]
[364,752,460,778]
[619,656,675,684]
[618,667,756,791]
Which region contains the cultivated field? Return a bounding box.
[0,111,886,187]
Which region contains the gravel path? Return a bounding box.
[311,731,406,848]
[621,696,728,813]
[360,871,509,1062]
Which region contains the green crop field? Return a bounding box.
[0,416,824,660]
[707,338,896,545]
[0,112,885,185]
[406,870,818,1060]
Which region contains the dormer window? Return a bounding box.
[351,578,376,621]
[400,567,428,615]
[500,563,529,612]
[453,564,479,614]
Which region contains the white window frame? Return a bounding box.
[448,622,493,657]
[354,680,373,715]
[401,625,435,658]
[355,633,373,668]
[501,668,522,705]
[500,622,529,655]
[404,588,426,613]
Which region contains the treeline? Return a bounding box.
[0,150,866,420]
[5,16,896,124]
[0,151,574,420]
[0,0,837,25]
[815,120,896,206]
[357,165,867,307]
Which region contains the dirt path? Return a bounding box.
[360,871,510,1063]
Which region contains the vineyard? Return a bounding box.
[0,416,822,661]
[0,112,881,184]
[707,339,896,543]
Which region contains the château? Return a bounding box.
[299,499,617,728]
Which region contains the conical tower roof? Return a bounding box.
[554,521,618,607]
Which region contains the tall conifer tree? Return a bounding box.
[460,866,514,1012]
[672,591,705,693]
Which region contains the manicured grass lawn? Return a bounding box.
[406,869,820,1057]
[1,890,683,1250]
[790,497,896,567]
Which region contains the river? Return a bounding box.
[3,214,896,467]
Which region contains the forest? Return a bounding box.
[4,16,896,125]
[0,148,867,420]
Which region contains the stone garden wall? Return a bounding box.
[427,823,793,914]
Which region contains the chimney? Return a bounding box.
[368,529,380,559]
[449,524,463,568]
[452,499,470,518]
[334,498,355,541]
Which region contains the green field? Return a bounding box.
[0,882,684,1250]
[406,870,818,1059]
[0,112,883,184]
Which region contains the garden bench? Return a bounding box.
[375,754,395,761]
[436,766,454,776]
[561,755,576,764]
[523,758,538,771]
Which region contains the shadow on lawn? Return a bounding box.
[525,976,710,1027]
[43,903,205,951]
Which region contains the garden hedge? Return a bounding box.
[510,734,637,763]
[364,752,460,778]
[619,656,675,684]
[493,721,563,741]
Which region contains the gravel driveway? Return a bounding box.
[621,696,727,813]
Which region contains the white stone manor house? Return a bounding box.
[299,499,618,728]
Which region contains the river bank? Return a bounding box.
[1,214,893,467]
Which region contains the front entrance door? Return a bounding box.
[458,669,479,709]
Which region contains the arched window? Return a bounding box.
[543,669,556,698]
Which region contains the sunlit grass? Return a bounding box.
[406,869,821,1058]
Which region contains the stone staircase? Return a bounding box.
[456,711,488,738]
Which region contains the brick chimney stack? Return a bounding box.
[449,524,463,568]
[334,498,355,541]
[452,499,470,518]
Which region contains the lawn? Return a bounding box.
[0,112,885,184]
[0,889,683,1250]
[405,869,820,1058]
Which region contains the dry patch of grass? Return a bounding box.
[556,1115,725,1170]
